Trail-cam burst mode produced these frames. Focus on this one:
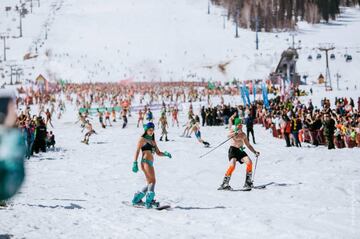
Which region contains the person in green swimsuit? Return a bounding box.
[131,122,172,208]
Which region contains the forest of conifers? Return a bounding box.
[211,0,360,31]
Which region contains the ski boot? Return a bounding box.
[159,136,163,141]
[145,191,156,209]
[203,141,210,147]
[243,173,253,190]
[150,199,160,208]
[218,176,232,190]
[132,192,146,206]
[165,136,169,142]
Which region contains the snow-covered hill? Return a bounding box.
[1,0,360,89]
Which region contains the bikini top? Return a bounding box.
[141,138,155,153]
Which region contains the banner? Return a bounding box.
[243,82,251,106]
[253,80,256,103]
[262,83,270,109]
[240,85,247,106]
[79,106,122,114]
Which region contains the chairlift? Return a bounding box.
[346,55,352,62]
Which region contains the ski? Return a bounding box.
[230,188,252,192]
[218,185,267,191]
[253,185,267,189]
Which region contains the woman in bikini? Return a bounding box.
[131,122,172,208]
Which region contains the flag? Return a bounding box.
[262,83,270,109]
[253,80,256,103]
[243,82,251,105]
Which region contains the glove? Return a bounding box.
[132,161,139,173]
[255,151,260,157]
[163,151,172,159]
[234,127,239,135]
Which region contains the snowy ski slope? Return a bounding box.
[0,1,359,238]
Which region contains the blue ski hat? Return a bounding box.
[143,122,155,131]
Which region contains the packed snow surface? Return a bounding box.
[0,101,359,238]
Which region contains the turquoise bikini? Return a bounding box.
[141,158,154,167]
[141,136,156,167]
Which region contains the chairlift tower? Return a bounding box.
[0,34,10,61]
[319,44,335,91]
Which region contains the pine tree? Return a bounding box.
[210,0,358,32]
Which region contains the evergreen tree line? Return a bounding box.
[211,0,360,32]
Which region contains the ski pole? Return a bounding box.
[252,155,259,183]
[199,136,234,158]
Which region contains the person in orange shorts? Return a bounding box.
[218,115,260,191]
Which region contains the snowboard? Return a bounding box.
[122,201,171,211]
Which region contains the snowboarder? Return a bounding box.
[131,122,172,208]
[218,117,260,191]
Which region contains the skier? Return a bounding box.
[111,109,117,122]
[82,120,95,144]
[45,109,53,128]
[76,112,89,128]
[146,109,153,122]
[98,110,106,128]
[171,107,179,127]
[137,109,144,128]
[189,118,210,147]
[57,100,65,119]
[181,115,193,137]
[158,113,169,141]
[105,110,112,127]
[218,117,260,191]
[121,108,128,128]
[131,122,172,209]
